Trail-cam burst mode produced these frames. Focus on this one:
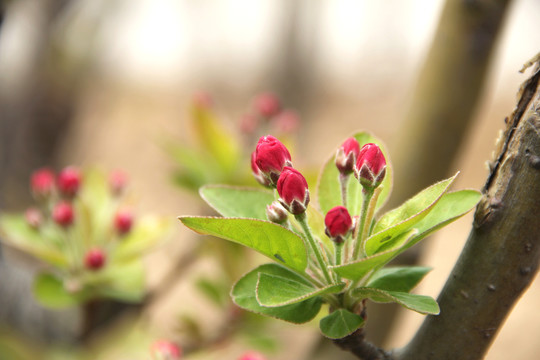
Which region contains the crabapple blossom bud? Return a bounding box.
[277,167,310,215]
[57,167,81,197]
[355,143,386,190]
[324,206,353,244]
[251,151,271,187]
[114,210,133,235]
[151,340,182,360]
[335,138,360,175]
[254,135,292,186]
[84,248,106,271]
[266,201,288,224]
[254,92,281,118]
[239,351,266,360]
[30,168,55,198]
[274,110,300,134]
[109,170,127,195]
[52,201,74,227]
[25,207,42,228]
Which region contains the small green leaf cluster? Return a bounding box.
[0,168,171,308]
[179,132,481,339]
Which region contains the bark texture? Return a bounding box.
[399,59,540,360]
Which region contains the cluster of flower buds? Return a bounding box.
[26,166,135,272]
[239,92,300,136]
[251,135,310,217]
[151,340,182,360]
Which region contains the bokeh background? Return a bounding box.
[0,0,539,359]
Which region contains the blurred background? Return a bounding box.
[0,0,539,359]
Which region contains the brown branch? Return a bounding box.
[398,58,540,360]
[333,327,394,360]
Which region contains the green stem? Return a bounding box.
[339,173,349,208]
[334,243,344,282]
[352,188,374,259]
[295,213,334,285]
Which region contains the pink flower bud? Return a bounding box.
[254,92,281,118]
[84,248,106,271]
[335,138,360,175]
[52,201,74,227]
[274,110,300,134]
[324,206,353,244]
[151,340,182,360]
[25,207,43,228]
[109,170,128,195]
[239,351,266,360]
[114,210,133,235]
[254,135,292,186]
[30,168,55,198]
[355,143,386,189]
[251,151,272,187]
[266,201,289,224]
[57,167,81,197]
[277,167,310,215]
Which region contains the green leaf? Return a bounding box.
[200,185,275,220]
[93,261,146,303]
[330,229,418,281]
[319,309,364,339]
[353,287,439,315]
[195,277,229,307]
[365,173,458,256]
[256,272,344,307]
[179,217,307,272]
[317,132,393,215]
[231,264,323,323]
[367,266,431,292]
[33,273,88,308]
[401,189,482,252]
[0,215,67,268]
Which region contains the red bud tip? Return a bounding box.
[57,167,81,197]
[84,248,106,271]
[335,138,360,175]
[25,207,43,228]
[274,110,300,134]
[109,170,128,195]
[254,92,281,118]
[30,168,55,198]
[251,151,272,187]
[266,201,289,224]
[151,340,182,360]
[239,351,267,360]
[277,167,310,215]
[52,201,74,227]
[355,143,386,189]
[254,135,292,186]
[324,206,353,244]
[114,210,133,235]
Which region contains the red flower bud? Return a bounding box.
[25,207,43,228]
[266,201,288,224]
[324,206,353,244]
[254,135,292,186]
[239,351,266,360]
[52,201,74,227]
[57,167,81,197]
[355,143,386,189]
[254,92,281,118]
[114,210,133,235]
[335,138,360,175]
[251,151,271,187]
[84,248,106,271]
[109,170,128,195]
[277,167,310,215]
[151,340,182,360]
[274,110,300,134]
[30,168,55,198]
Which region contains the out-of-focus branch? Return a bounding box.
[399,58,540,360]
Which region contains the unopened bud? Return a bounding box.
[254,92,281,118]
[114,210,133,235]
[254,135,292,186]
[52,201,74,227]
[277,167,310,215]
[251,151,271,187]
[355,143,386,190]
[25,207,43,228]
[239,351,266,360]
[57,167,81,197]
[266,201,288,224]
[84,248,106,271]
[109,170,128,195]
[335,138,360,175]
[324,206,353,244]
[274,110,300,134]
[30,168,55,198]
[151,340,182,360]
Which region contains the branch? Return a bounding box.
[399,57,540,360]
